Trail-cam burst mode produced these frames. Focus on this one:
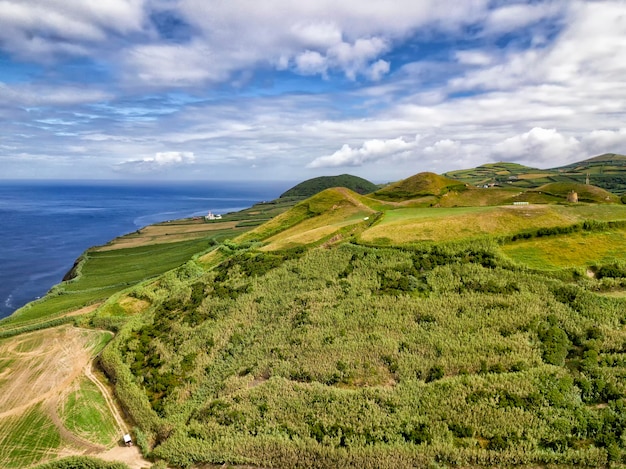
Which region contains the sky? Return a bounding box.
[0,0,625,183]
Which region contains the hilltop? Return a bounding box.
[373,172,469,202]
[279,174,379,198]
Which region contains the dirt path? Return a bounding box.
[84,361,127,435]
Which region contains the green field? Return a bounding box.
[0,404,62,468]
[60,376,119,446]
[501,229,626,270]
[0,237,217,328]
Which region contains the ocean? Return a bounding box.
[0,180,290,320]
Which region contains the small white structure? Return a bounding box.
[513,201,529,206]
[123,434,132,447]
[205,211,223,221]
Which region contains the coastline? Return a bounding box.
[0,180,290,320]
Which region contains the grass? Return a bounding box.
[360,205,567,244]
[60,376,119,446]
[360,204,626,246]
[0,404,62,469]
[14,334,45,353]
[87,330,114,354]
[1,237,218,328]
[500,229,626,270]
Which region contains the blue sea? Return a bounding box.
[0,180,291,319]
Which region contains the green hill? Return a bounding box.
[373,172,468,201]
[238,187,380,248]
[557,153,626,168]
[530,182,620,203]
[446,154,626,194]
[445,162,552,187]
[280,174,378,198]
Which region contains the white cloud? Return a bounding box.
[115,151,195,172]
[153,151,195,165]
[455,50,493,66]
[0,0,146,59]
[492,127,581,167]
[290,22,342,49]
[483,2,565,35]
[367,59,391,81]
[583,129,626,155]
[119,0,491,87]
[295,51,328,76]
[308,135,420,168]
[0,82,111,106]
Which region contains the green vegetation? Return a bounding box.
[10,159,626,468]
[530,182,620,203]
[373,172,469,201]
[0,404,62,468]
[280,174,379,198]
[0,237,217,328]
[446,153,626,194]
[33,456,130,469]
[60,376,119,446]
[501,229,626,270]
[90,237,626,467]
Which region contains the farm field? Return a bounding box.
[1,236,219,328]
[1,196,300,331]
[0,325,135,468]
[501,229,626,270]
[359,204,626,245]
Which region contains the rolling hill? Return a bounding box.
[372,172,469,202]
[445,153,626,194]
[279,174,379,198]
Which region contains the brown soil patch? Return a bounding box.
[0,326,97,417]
[119,296,151,315]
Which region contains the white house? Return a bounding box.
[205,211,223,221]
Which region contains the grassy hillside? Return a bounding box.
[446,154,626,194]
[280,174,379,198]
[445,162,554,187]
[373,172,469,201]
[237,187,383,248]
[530,182,620,203]
[94,238,626,468]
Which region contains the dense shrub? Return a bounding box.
[34,457,130,469]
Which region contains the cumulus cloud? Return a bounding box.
[118,0,491,87]
[492,127,581,167]
[482,2,565,36]
[583,129,626,155]
[308,135,420,168]
[295,50,328,76]
[115,151,195,172]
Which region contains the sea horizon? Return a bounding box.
[0,179,294,320]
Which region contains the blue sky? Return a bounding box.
[1,0,625,182]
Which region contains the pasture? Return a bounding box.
[501,229,626,270]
